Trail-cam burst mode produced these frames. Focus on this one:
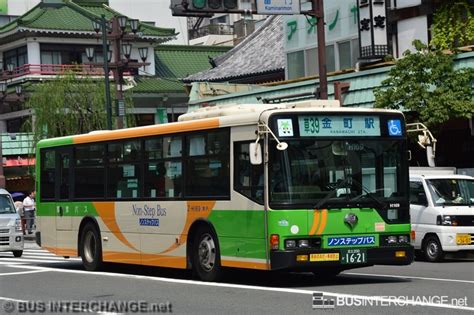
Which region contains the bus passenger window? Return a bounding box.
[144,161,182,198]
[185,129,230,198]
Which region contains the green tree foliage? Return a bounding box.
[374,40,474,127]
[25,71,112,144]
[430,0,474,51]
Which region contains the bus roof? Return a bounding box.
[37,100,403,148]
[178,100,340,121]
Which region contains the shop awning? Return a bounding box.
[3,157,35,167]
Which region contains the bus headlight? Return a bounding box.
[298,239,309,248]
[398,235,409,243]
[382,234,410,245]
[387,236,397,244]
[285,239,296,249]
[15,219,22,232]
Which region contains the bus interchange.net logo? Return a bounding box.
[312,293,469,309]
[2,300,172,313]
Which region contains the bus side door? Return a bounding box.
[55,147,72,231]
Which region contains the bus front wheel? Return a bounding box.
[192,227,222,282]
[80,223,103,271]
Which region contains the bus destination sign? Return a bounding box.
[298,116,381,137]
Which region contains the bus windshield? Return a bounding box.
[269,139,408,210]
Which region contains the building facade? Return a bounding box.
[185,0,474,169]
[0,0,230,191]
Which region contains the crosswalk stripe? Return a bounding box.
[0,249,82,264]
[22,255,81,261]
[0,257,73,264]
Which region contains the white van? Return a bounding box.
[409,169,474,261]
[0,188,24,257]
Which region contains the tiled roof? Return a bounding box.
[131,45,231,94]
[155,45,231,79]
[0,0,176,41]
[184,16,285,83]
[131,77,185,94]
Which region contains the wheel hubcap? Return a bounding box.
[84,231,96,263]
[427,241,438,258]
[198,234,216,272]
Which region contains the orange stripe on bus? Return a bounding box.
[103,251,187,269]
[43,247,77,257]
[159,201,216,255]
[315,209,328,235]
[308,210,321,235]
[73,118,220,144]
[93,202,140,252]
[221,259,269,270]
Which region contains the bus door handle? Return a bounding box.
[58,206,64,217]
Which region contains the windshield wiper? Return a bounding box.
[349,178,387,210]
[314,176,352,209]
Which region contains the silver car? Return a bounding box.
[0,188,24,257]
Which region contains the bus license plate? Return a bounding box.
[341,249,367,264]
[456,234,471,245]
[310,253,340,262]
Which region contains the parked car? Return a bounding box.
[409,168,474,261]
[0,188,24,257]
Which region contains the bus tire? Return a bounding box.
[192,226,222,282]
[423,235,444,262]
[12,250,23,258]
[80,223,103,271]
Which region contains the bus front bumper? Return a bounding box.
[270,246,414,271]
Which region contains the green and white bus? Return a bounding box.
[35,100,413,281]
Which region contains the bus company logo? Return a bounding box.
[312,292,335,309]
[344,213,358,229]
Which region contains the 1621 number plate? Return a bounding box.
[341,248,367,264]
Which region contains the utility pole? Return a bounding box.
[313,0,328,100]
[0,135,5,189]
[100,15,113,131]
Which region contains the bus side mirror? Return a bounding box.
[250,143,262,165]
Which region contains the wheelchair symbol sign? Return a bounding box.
[388,120,402,136]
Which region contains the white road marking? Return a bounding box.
[0,249,81,264]
[7,264,474,311]
[0,257,72,264]
[16,252,58,256]
[344,272,474,284]
[0,270,48,276]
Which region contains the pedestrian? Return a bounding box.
[23,190,36,234]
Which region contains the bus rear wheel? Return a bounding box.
[80,223,103,271]
[192,227,222,282]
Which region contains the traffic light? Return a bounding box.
[170,0,213,17]
[190,0,238,11]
